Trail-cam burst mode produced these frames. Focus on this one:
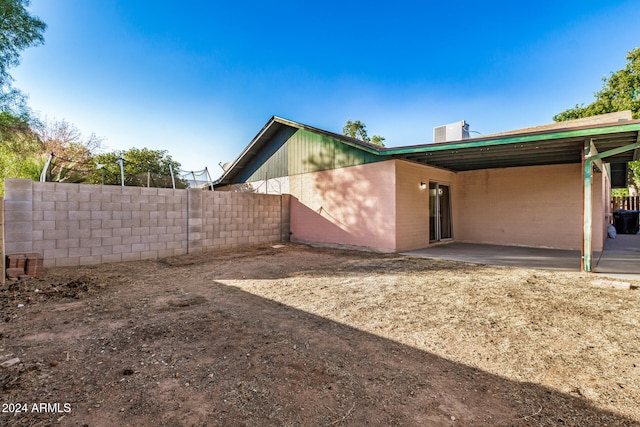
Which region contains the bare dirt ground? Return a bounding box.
[1,243,640,426]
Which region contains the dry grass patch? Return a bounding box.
[1,244,639,426]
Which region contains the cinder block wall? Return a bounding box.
[3,179,289,267]
[199,191,290,251]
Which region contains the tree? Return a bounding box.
[34,118,103,183]
[0,0,46,117]
[87,147,186,188]
[554,47,640,121]
[0,111,41,194]
[370,135,386,146]
[342,119,386,147]
[0,0,46,194]
[554,47,640,195]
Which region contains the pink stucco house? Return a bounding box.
[215,112,640,271]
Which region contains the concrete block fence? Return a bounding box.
[3,179,290,268]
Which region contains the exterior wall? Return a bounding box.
[599,166,612,248]
[453,164,604,251]
[280,160,599,253]
[289,161,396,251]
[3,179,288,267]
[395,160,457,252]
[243,128,381,183]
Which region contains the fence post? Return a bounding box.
[169,163,176,189]
[118,157,125,186]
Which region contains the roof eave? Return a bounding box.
[384,121,640,155]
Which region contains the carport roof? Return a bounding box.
[387,120,640,171]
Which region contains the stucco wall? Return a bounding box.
[3,179,288,267]
[454,164,605,251]
[395,160,457,252]
[592,168,606,252]
[287,160,602,252]
[289,161,396,251]
[598,166,612,249]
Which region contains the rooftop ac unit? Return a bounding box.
[434,120,470,143]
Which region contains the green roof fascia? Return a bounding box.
[383,122,640,156]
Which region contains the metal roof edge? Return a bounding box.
[384,121,640,155]
[272,116,385,155]
[213,115,281,185]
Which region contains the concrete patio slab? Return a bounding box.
[402,238,640,281]
[592,234,640,280]
[401,242,582,271]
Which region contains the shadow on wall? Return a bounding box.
[291,153,394,250]
[290,197,357,245]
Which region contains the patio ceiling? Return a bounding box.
[386,122,640,171]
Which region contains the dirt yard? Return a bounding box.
[1,243,639,426]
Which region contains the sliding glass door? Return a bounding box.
[429,183,452,242]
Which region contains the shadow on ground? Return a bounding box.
[3,245,638,426]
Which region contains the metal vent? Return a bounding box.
[434,126,447,143]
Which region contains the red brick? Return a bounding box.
[6,267,25,278]
[7,254,26,269]
[25,253,44,278]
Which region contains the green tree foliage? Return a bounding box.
[370,134,386,146]
[0,0,46,194]
[553,47,640,121]
[342,120,386,147]
[0,0,45,85]
[0,0,46,117]
[87,147,187,188]
[0,111,42,193]
[554,47,640,195]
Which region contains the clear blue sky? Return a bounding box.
[11,0,640,175]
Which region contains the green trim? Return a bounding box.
[590,140,640,160]
[384,123,640,155]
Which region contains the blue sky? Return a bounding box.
[11,0,640,175]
